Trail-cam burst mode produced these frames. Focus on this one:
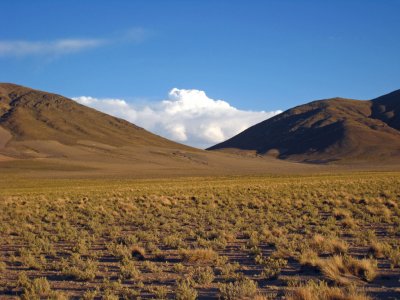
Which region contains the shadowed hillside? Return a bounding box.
[208,90,400,163]
[371,89,400,130]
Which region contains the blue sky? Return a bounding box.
[1,1,400,147]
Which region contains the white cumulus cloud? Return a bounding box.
[73,88,281,148]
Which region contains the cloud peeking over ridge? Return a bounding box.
[73,89,281,148]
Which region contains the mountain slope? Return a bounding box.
[208,90,400,162]
[0,83,182,149]
[0,82,202,165]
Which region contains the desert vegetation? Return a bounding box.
[0,172,399,299]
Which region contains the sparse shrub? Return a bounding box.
[368,240,391,258]
[103,289,119,300]
[219,278,258,299]
[102,279,124,298]
[333,208,352,220]
[286,280,372,300]
[120,287,141,299]
[247,231,260,248]
[254,294,278,300]
[256,255,288,279]
[17,272,30,288]
[173,262,186,273]
[0,261,6,272]
[116,235,138,246]
[72,238,90,255]
[217,264,241,281]
[143,260,160,273]
[107,242,131,260]
[163,235,185,249]
[192,266,215,285]
[180,248,218,264]
[249,246,262,257]
[328,239,348,255]
[18,248,45,270]
[319,255,378,285]
[17,274,55,300]
[82,289,98,300]
[309,234,348,255]
[120,259,141,280]
[145,241,159,253]
[62,253,97,281]
[342,218,357,229]
[298,249,319,267]
[286,275,304,288]
[176,279,198,300]
[151,285,168,299]
[388,247,400,269]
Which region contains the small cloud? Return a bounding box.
[0,27,148,58]
[0,38,105,57]
[73,88,281,148]
[122,27,149,43]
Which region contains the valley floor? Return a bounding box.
[0,173,400,299]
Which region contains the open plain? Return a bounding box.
[1,171,399,299]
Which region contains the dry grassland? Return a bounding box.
[0,173,399,299]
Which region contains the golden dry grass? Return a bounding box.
[286,280,372,300]
[0,172,399,299]
[318,255,378,285]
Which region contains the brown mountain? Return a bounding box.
[0,83,313,177]
[0,83,182,148]
[0,83,193,161]
[208,90,400,163]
